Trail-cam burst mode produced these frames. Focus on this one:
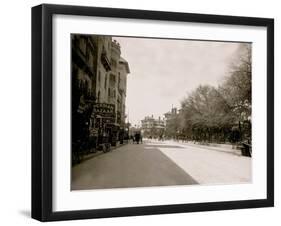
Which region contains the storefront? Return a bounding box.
[91,103,119,147]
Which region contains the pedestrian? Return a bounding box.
[135,133,140,144]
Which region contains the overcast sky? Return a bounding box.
[114,36,240,126]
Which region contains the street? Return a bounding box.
[70,35,253,191]
[71,140,251,190]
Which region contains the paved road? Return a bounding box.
[71,141,198,190]
[71,140,251,190]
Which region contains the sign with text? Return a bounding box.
[92,103,115,119]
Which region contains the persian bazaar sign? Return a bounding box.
[92,103,115,118]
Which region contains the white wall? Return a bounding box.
[0,0,279,225]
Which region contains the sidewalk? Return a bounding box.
[74,142,129,165]
[163,140,242,156]
[157,142,251,184]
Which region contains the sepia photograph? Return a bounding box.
[31,4,273,221]
[71,34,252,190]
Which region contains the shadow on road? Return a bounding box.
[144,145,184,149]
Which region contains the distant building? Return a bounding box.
[164,107,179,139]
[164,107,178,120]
[141,115,165,138]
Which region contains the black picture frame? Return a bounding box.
[32,3,274,222]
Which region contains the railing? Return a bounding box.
[101,52,111,71]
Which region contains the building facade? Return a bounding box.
[71,35,130,154]
[72,35,97,148]
[118,57,130,128]
[164,107,179,139]
[141,115,165,138]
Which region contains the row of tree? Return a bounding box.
[166,43,252,144]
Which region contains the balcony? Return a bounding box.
[72,47,95,78]
[101,52,111,72]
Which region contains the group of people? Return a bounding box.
[130,132,143,144]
